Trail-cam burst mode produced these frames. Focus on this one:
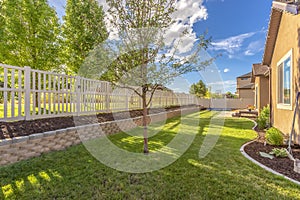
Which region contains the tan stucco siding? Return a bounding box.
[256,76,269,111]
[270,12,300,143]
[237,77,251,88]
[238,89,254,99]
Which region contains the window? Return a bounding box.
[241,77,249,80]
[277,49,292,109]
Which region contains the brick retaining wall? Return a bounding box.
[0,107,200,166]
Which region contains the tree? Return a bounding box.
[62,0,108,73]
[225,91,237,99]
[189,80,207,98]
[0,0,61,70]
[82,0,212,153]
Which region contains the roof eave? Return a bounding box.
[262,7,283,65]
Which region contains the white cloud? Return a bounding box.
[172,0,208,25]
[98,0,208,53]
[244,40,264,56]
[211,32,256,54]
[244,50,254,56]
[223,68,230,73]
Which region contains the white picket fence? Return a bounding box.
[0,63,198,121]
[0,63,255,122]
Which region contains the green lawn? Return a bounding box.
[0,111,299,199]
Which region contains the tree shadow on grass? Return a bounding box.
[0,112,298,199]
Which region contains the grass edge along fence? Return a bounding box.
[0,63,197,121]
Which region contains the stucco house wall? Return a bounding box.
[270,10,300,143]
[238,89,254,99]
[237,77,251,88]
[255,76,269,111]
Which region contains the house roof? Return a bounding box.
[262,0,300,65]
[237,83,255,90]
[237,72,252,78]
[252,64,269,76]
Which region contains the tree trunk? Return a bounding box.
[142,88,149,154]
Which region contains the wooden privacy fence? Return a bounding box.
[0,64,197,121]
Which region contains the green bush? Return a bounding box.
[265,127,284,145]
[269,148,288,157]
[256,105,270,130]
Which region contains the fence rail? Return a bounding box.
[0,64,198,121]
[0,64,255,122]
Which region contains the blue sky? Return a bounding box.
[191,0,272,93]
[48,0,273,93]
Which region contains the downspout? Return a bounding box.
[269,67,273,127]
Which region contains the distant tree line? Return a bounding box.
[189,80,237,99]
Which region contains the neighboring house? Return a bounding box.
[251,64,270,111]
[260,0,300,143]
[236,72,254,99]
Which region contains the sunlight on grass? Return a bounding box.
[0,111,299,199]
[39,171,51,182]
[187,159,215,170]
[15,179,25,192]
[265,182,300,199]
[27,174,40,188]
[1,184,13,199]
[49,170,63,180]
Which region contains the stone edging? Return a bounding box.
[0,107,200,166]
[240,119,300,186]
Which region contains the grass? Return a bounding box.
[0,111,300,199]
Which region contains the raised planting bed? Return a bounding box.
[244,140,300,182]
[0,105,203,166]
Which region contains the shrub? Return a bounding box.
[265,127,284,145]
[256,105,270,130]
[269,148,288,157]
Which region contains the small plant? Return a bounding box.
[256,105,270,130]
[247,105,255,111]
[265,127,284,145]
[269,148,288,157]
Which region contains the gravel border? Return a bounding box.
[240,119,300,186]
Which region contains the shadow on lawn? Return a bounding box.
[0,134,299,199]
[0,112,299,199]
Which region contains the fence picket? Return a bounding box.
[3,68,8,119]
[38,72,41,116]
[23,67,30,120]
[0,63,255,122]
[11,69,15,118]
[18,70,22,117]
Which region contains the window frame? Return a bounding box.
[276,49,293,110]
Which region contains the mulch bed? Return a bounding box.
[244,134,300,182]
[0,105,202,139]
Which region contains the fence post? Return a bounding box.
[125,88,129,111]
[75,76,81,116]
[103,82,109,112]
[24,66,31,120]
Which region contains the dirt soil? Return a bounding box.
[244,138,300,182]
[0,105,202,139]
